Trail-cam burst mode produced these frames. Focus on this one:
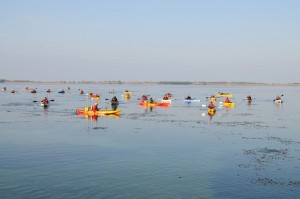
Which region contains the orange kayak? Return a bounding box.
[138,101,169,107]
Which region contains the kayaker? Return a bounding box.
[167,92,172,99]
[41,97,49,104]
[141,95,148,101]
[186,95,192,100]
[247,95,252,101]
[47,89,51,93]
[79,89,84,94]
[3,86,6,91]
[224,97,231,103]
[111,96,118,102]
[149,98,155,104]
[208,102,215,109]
[11,89,15,93]
[275,95,281,100]
[31,89,37,93]
[92,103,99,112]
[163,95,169,100]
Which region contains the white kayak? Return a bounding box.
[160,99,172,104]
[183,99,200,103]
[41,102,49,107]
[274,99,283,104]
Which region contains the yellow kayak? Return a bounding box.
[92,97,100,101]
[77,109,121,116]
[217,93,233,97]
[223,102,235,107]
[208,108,216,115]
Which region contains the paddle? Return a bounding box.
[33,99,54,103]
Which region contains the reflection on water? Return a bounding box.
[0,84,300,198]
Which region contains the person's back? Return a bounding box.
[92,103,98,112]
[276,96,281,100]
[42,97,48,104]
[208,102,215,109]
[224,97,230,103]
[149,98,154,103]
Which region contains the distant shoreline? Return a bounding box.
[1,79,300,87]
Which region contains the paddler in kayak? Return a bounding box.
[11,89,15,93]
[111,96,119,110]
[92,103,99,112]
[208,101,215,109]
[141,95,148,101]
[224,97,231,103]
[41,97,49,104]
[79,89,84,95]
[111,96,118,102]
[149,97,155,104]
[275,95,281,100]
[2,86,6,91]
[166,92,172,99]
[185,95,192,100]
[163,95,169,100]
[46,88,51,93]
[31,89,37,93]
[247,95,252,101]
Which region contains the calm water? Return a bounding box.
[1,83,300,198]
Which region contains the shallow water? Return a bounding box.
[1,83,300,198]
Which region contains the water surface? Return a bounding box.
[1,84,300,198]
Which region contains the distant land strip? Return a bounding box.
[1,79,300,86]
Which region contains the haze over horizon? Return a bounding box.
[1,0,299,83]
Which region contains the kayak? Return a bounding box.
[274,99,283,104]
[138,101,169,107]
[160,99,172,104]
[208,108,216,115]
[76,109,121,116]
[58,90,65,94]
[41,102,49,107]
[210,97,216,102]
[223,102,235,107]
[125,94,130,99]
[92,97,100,101]
[183,99,200,103]
[216,93,232,97]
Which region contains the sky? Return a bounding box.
[0,0,299,83]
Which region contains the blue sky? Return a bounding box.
[1,0,299,83]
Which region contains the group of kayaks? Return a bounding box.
[2,86,285,120]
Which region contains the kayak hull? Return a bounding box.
[160,99,172,104]
[208,108,216,115]
[275,99,282,104]
[217,93,232,97]
[41,102,49,107]
[76,109,121,116]
[138,102,169,107]
[223,102,235,107]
